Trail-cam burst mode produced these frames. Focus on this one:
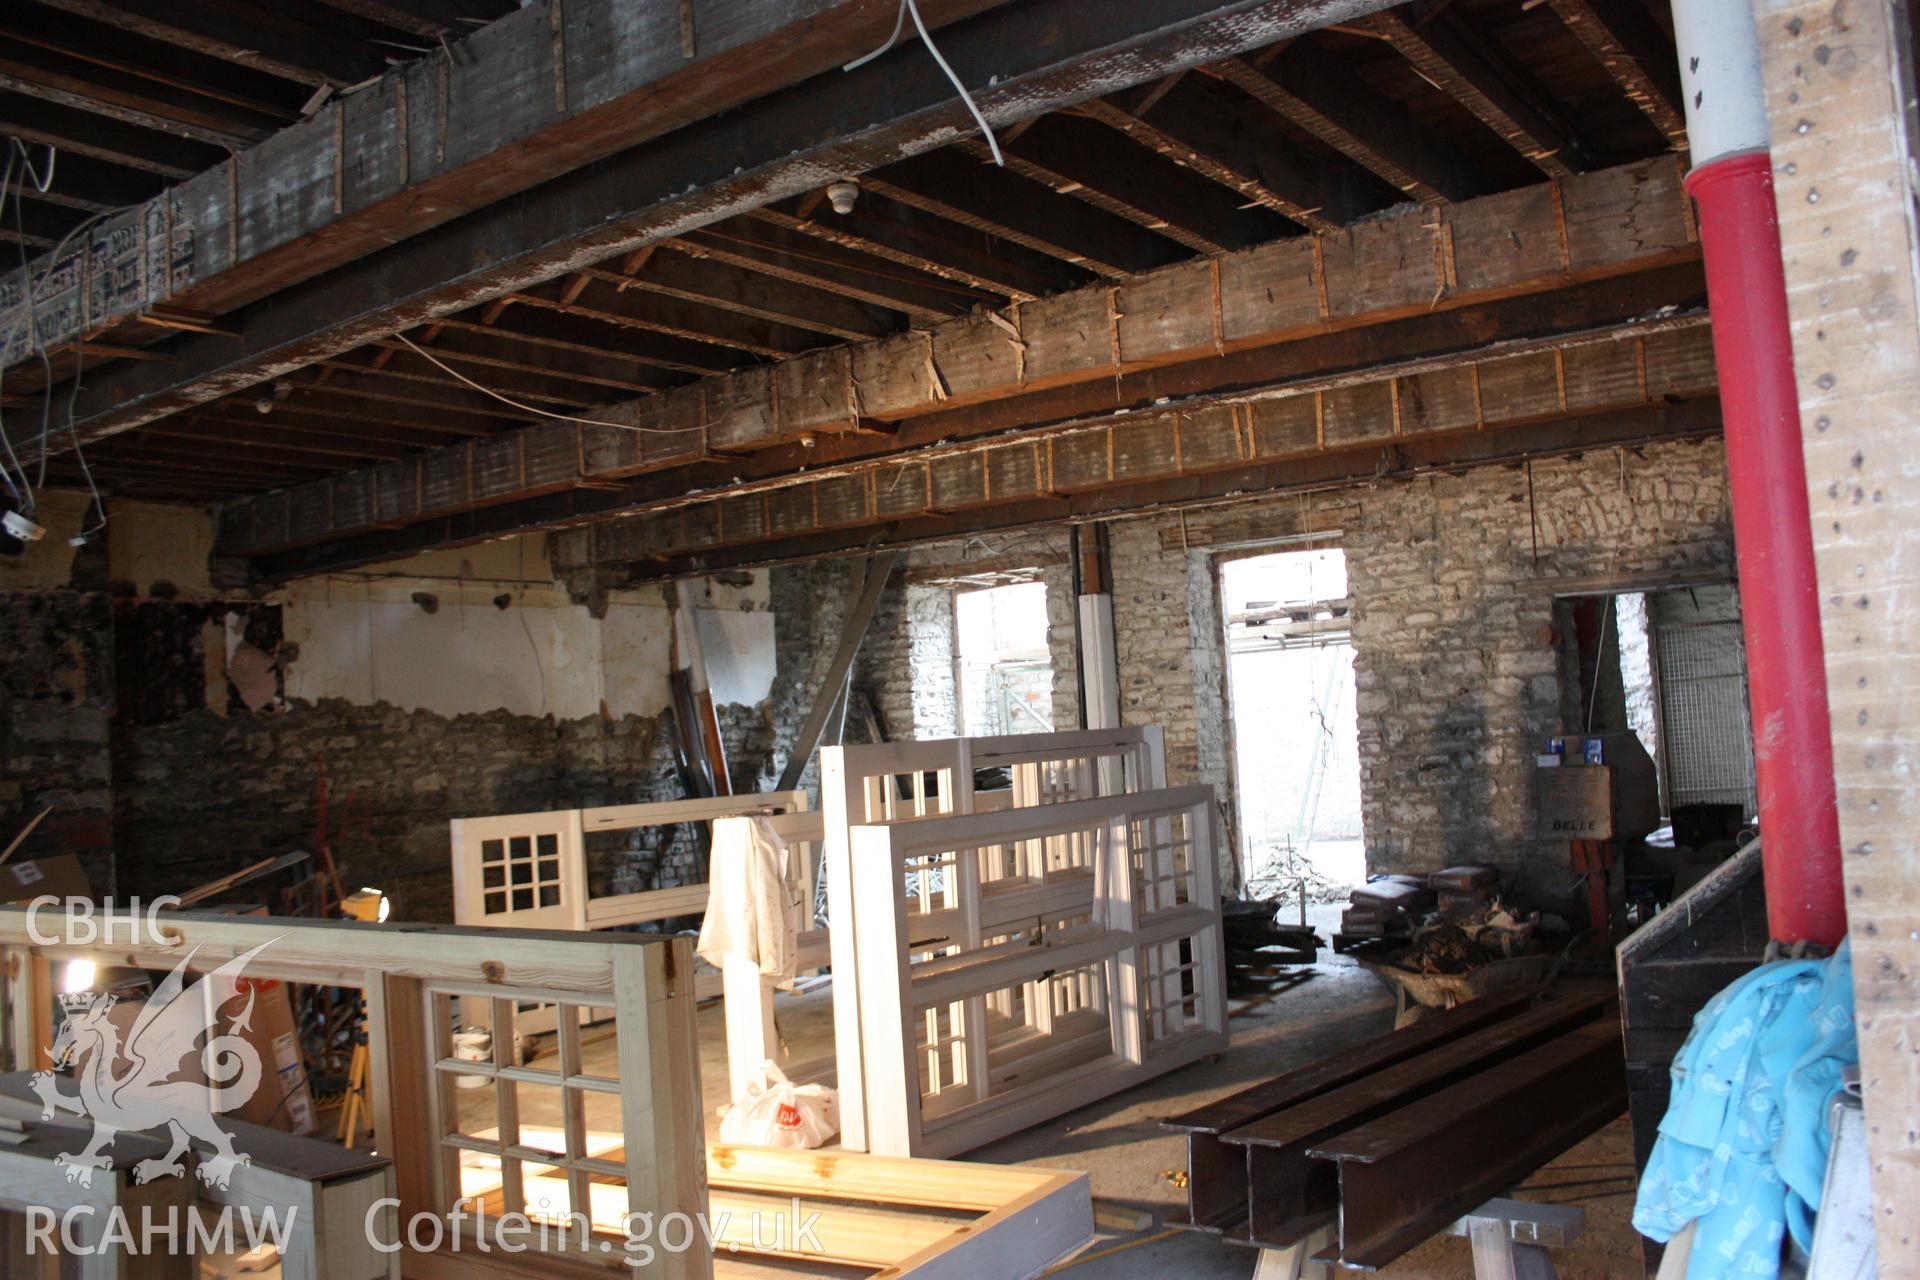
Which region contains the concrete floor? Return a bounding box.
[679,904,1646,1280]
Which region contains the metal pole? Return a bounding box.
[1672,0,1845,945]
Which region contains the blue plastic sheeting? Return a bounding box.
[1632,940,1855,1279]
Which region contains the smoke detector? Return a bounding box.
[826,180,859,215]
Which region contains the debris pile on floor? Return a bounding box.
[1397,903,1544,975]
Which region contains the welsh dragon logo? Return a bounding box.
[31,941,276,1189]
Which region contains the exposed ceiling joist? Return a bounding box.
[671,223,984,324]
[1,0,1017,373]
[21,0,1404,461]
[310,0,489,40]
[214,158,1699,565]
[1076,79,1393,232]
[753,201,1076,302]
[1545,0,1688,150]
[1204,49,1485,204]
[1368,6,1595,178]
[26,0,392,88]
[863,150,1186,278]
[604,246,903,343]
[0,57,263,148]
[965,112,1292,254]
[0,89,217,177]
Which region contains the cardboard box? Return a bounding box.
[0,853,94,904]
[69,975,316,1137]
[212,977,317,1137]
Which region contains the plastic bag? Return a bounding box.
[717,1061,838,1149]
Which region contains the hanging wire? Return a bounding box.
[844,0,1003,164]
[392,333,700,435]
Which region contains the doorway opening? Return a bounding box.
[1220,546,1365,897]
[954,580,1055,736]
[1556,582,1757,912]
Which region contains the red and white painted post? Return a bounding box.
[1674,0,1845,945]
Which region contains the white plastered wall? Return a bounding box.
[281,535,776,719]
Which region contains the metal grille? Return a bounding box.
[1655,618,1757,812]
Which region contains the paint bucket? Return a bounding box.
[452,1029,492,1089]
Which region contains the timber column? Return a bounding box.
[1673,0,1844,945]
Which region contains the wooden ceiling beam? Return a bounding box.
[861,150,1186,278]
[436,311,747,379]
[3,0,1022,382]
[87,439,332,481]
[316,351,598,410]
[172,410,457,454]
[0,193,84,249]
[12,150,166,213]
[672,221,986,323]
[367,331,672,396]
[0,226,55,251]
[204,393,501,439]
[0,3,309,121]
[0,50,267,148]
[751,200,1075,301]
[1367,6,1595,178]
[0,90,217,177]
[1544,0,1689,151]
[509,279,828,361]
[308,0,487,40]
[1204,48,1486,204]
[120,427,393,468]
[283,365,548,421]
[964,112,1293,254]
[1077,80,1390,232]
[27,0,391,89]
[30,0,1419,453]
[215,159,1702,563]
[595,246,902,342]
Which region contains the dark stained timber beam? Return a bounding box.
[1077,77,1396,231]
[222,247,1709,572]
[27,0,395,88]
[0,38,282,145]
[1204,48,1486,203]
[0,90,220,178]
[752,198,1079,301]
[1367,6,1596,178]
[257,391,1723,582]
[1,0,1020,364]
[17,152,166,214]
[968,113,1294,254]
[215,161,1700,560]
[1544,0,1689,150]
[862,150,1186,278]
[19,0,1410,457]
[672,222,988,323]
[310,0,483,40]
[602,246,903,341]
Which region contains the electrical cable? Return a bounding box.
[392,333,699,434]
[844,0,1002,165]
[0,139,139,532]
[0,145,31,508]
